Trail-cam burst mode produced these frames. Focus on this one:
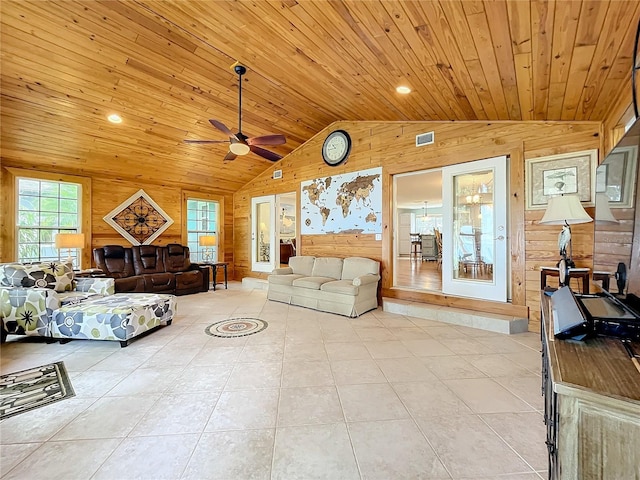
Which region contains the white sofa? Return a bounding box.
[267,256,380,317]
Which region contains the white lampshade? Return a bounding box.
[54,233,85,249]
[539,195,593,225]
[199,235,217,247]
[229,142,250,155]
[595,193,619,224]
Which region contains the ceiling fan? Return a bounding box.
[184,64,286,162]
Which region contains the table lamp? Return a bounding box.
[54,233,85,266]
[199,235,217,262]
[539,195,592,268]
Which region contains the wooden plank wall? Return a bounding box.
[234,120,601,331]
[0,165,234,271]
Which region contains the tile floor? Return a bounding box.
[0,283,547,479]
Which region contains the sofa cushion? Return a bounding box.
[268,273,305,286]
[311,258,343,280]
[292,276,336,290]
[320,279,359,296]
[289,256,316,276]
[341,257,380,280]
[0,262,74,292]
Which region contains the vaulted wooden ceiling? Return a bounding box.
[1,1,639,192]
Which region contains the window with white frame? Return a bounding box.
[17,178,81,267]
[187,198,219,262]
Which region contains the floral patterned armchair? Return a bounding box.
[0,261,115,342]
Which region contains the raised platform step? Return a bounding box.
[382,298,529,334]
[241,277,268,290]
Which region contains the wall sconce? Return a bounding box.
[54,233,85,266]
[539,195,592,268]
[199,235,217,262]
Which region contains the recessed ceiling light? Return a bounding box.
[107,114,122,124]
[396,86,411,94]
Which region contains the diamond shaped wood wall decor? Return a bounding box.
[103,189,174,245]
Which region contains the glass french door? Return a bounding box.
[442,156,508,302]
[251,195,276,273]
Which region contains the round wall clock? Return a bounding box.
[322,130,351,166]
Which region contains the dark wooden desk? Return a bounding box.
[199,262,228,291]
[540,266,590,294]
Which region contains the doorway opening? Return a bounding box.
[251,192,297,273]
[392,156,509,302]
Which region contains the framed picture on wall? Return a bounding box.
[525,149,597,210]
[599,145,637,207]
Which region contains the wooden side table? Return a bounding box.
[540,266,590,294]
[202,262,228,291]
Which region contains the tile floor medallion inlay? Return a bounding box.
[205,318,268,337]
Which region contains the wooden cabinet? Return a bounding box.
[541,294,640,479]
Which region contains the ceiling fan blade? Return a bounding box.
[250,145,282,162]
[247,134,286,146]
[184,139,229,144]
[223,151,237,161]
[209,119,239,141]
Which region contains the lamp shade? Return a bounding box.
[539,195,593,225]
[595,193,619,224]
[199,235,217,247]
[54,233,85,249]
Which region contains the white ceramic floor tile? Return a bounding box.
[282,360,335,387]
[277,386,344,426]
[364,340,413,359]
[330,358,387,385]
[224,361,282,390]
[284,342,328,362]
[239,343,285,363]
[420,355,487,380]
[182,429,275,480]
[189,346,244,365]
[416,414,534,478]
[493,376,544,410]
[338,383,409,422]
[104,367,183,396]
[481,412,548,471]
[168,364,233,393]
[0,443,41,476]
[444,378,535,414]
[92,433,200,480]
[376,356,438,383]
[2,438,121,480]
[465,354,536,377]
[205,388,279,430]
[272,423,360,480]
[52,394,160,440]
[129,392,219,436]
[355,327,397,342]
[324,342,372,361]
[393,380,473,418]
[349,419,450,479]
[401,339,456,357]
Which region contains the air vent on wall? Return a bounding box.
[273,169,283,180]
[416,131,434,147]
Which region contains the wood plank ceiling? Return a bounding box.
[1,1,639,192]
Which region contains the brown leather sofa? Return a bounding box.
[93,244,209,295]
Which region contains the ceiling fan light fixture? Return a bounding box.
[107,113,122,124]
[396,85,411,94]
[229,142,251,155]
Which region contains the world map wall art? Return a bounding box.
[301,167,382,235]
[103,189,174,245]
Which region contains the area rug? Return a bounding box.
[0,361,75,420]
[205,318,268,338]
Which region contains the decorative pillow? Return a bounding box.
[0,262,74,292]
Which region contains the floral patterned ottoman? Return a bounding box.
[50,293,176,347]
